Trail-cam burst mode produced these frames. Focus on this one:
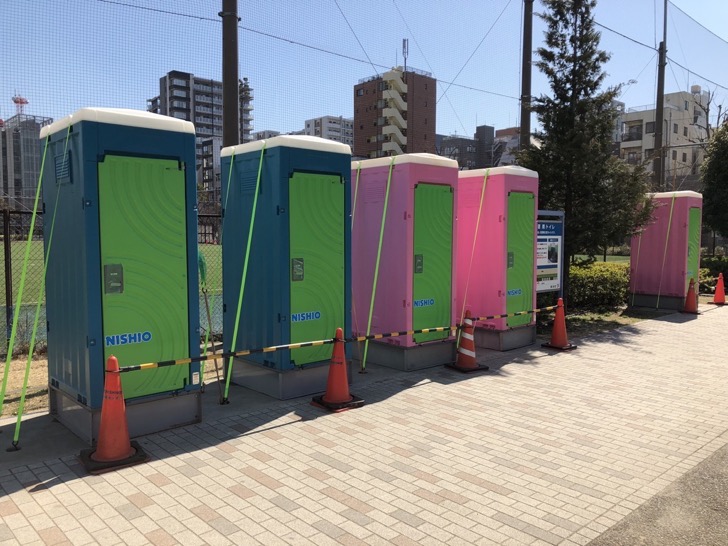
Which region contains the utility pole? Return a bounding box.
[220,0,239,148]
[519,0,534,150]
[653,0,668,191]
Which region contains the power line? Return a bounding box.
[437,0,514,105]
[95,0,518,102]
[667,59,683,92]
[391,0,468,135]
[595,18,728,93]
[333,0,379,79]
[594,21,657,51]
[667,56,728,92]
[668,1,728,46]
[619,53,657,101]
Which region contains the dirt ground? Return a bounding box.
[0,356,48,417]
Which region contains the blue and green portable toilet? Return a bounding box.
[40,108,200,444]
[221,135,351,399]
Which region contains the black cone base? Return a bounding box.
[311,394,365,413]
[445,362,489,373]
[78,440,149,475]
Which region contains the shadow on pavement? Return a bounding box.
[0,306,710,496]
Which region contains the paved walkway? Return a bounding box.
[0,306,727,545]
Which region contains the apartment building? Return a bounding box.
[304,116,353,148]
[354,66,436,158]
[147,70,254,200]
[618,86,709,187]
[0,113,53,211]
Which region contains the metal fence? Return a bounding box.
[0,209,223,358]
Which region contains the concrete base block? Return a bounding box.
[474,324,536,351]
[229,358,349,400]
[50,386,201,446]
[629,293,684,311]
[352,340,456,371]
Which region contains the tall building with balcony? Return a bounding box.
[147,70,254,202]
[353,67,436,158]
[0,113,53,211]
[304,116,353,148]
[618,86,709,189]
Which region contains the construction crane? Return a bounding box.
[12,94,28,115]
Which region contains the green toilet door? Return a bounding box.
[289,172,345,365]
[686,207,701,293]
[413,183,453,343]
[506,192,535,328]
[98,155,190,399]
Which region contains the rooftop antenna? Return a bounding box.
[12,93,28,115]
[402,38,409,72]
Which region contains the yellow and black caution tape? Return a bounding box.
[346,326,454,343]
[471,304,558,322]
[117,304,560,374]
[117,337,336,373]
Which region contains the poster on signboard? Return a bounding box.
[537,221,562,292]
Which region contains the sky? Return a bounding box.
[2,0,728,138]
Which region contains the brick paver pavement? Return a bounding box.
[1,307,726,545]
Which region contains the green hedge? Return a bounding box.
[568,262,629,311]
[698,257,727,293]
[567,259,722,310]
[700,256,728,279]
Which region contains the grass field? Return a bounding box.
[0,241,224,306]
[0,240,46,306]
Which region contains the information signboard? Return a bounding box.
[536,220,563,293]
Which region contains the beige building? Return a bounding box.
[619,86,709,188]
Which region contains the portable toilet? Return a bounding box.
[352,154,458,371]
[221,135,351,399]
[630,191,702,310]
[455,167,538,350]
[40,108,200,444]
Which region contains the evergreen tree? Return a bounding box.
[701,122,728,237]
[518,0,653,299]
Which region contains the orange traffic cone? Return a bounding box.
[682,278,699,314]
[312,328,364,412]
[709,273,725,305]
[542,298,577,351]
[447,310,489,373]
[79,356,149,474]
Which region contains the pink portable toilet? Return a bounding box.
[352,154,458,371]
[456,166,539,350]
[630,191,702,310]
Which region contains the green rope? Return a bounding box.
[458,169,489,346]
[360,157,395,372]
[351,161,362,226]
[220,149,236,243]
[198,250,210,380]
[350,162,363,352]
[656,193,677,309]
[222,143,266,402]
[0,134,51,418]
[10,127,72,445]
[630,231,643,307]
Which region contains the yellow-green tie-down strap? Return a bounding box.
[222,143,266,403]
[1,126,71,449]
[458,169,489,345]
[360,157,395,373]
